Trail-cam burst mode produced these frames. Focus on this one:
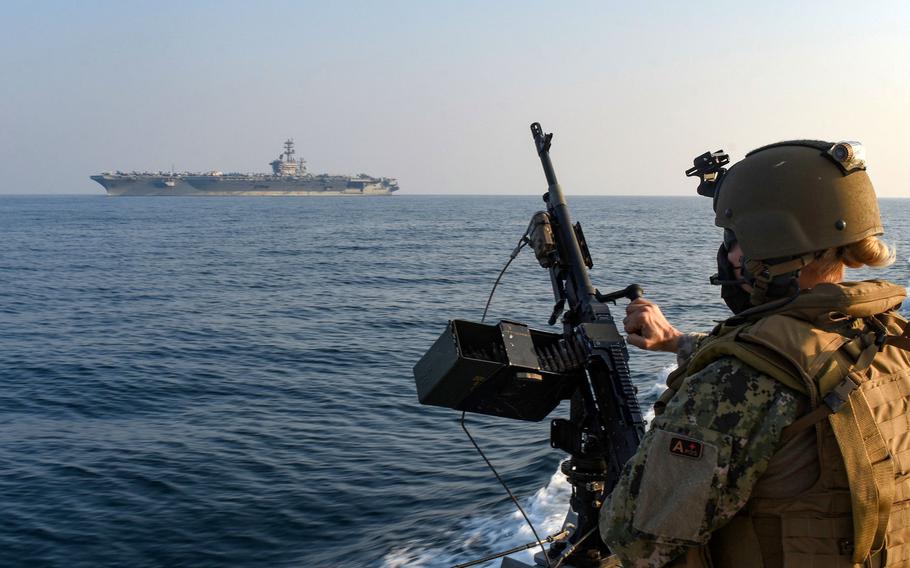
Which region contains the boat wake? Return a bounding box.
[381,468,571,568]
[641,364,674,425]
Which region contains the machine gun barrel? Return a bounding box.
[531,123,597,325]
[528,122,645,567]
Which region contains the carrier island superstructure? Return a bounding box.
[90,140,399,196]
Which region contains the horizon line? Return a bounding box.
[3,192,910,199]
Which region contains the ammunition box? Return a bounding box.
[413,319,582,421]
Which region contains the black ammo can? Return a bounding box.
[413,320,583,421]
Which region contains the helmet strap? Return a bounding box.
[745,252,819,305]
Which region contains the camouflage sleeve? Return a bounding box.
[675,332,709,367]
[599,356,802,568]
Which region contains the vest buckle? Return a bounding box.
[824,375,860,413]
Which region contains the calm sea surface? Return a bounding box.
[2,195,909,567]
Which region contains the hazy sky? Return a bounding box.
[2,0,909,195]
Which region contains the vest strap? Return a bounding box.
[884,335,910,351]
[882,315,910,351]
[865,312,910,352]
[771,325,894,562]
[853,334,880,370]
[829,386,895,563]
[778,405,830,444]
[779,372,862,444]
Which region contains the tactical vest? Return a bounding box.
[662,281,910,568]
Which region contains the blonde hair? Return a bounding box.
[807,236,896,282]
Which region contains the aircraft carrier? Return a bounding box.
[90,140,399,196]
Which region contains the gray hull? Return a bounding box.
[91,175,199,196]
[91,174,398,196]
[183,175,398,196]
[90,139,398,196]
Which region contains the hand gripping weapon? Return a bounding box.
[413,123,645,567]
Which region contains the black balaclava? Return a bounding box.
[713,243,753,314]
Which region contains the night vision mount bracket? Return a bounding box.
[685,150,730,202]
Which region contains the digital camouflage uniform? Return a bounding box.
[600,335,804,568]
[596,141,908,567]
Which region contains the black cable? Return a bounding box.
[461,220,552,567]
[481,225,532,323]
[460,411,552,568]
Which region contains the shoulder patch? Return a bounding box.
[632,428,729,542]
[670,436,703,459]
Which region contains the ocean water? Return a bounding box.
[1,195,909,568]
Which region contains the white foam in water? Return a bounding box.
[383,365,674,567]
[382,468,571,567]
[381,546,438,568]
[641,364,674,426]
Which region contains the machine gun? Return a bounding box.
[414,123,645,567]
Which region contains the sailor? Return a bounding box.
[599,140,910,567]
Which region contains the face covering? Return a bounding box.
[712,243,753,314]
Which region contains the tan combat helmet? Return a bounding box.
[711,140,883,304]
